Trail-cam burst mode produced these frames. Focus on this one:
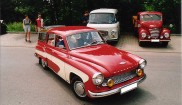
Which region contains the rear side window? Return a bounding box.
[38,33,47,42]
[47,34,55,46]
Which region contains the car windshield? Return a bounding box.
[141,14,162,21]
[67,31,104,50]
[89,13,116,24]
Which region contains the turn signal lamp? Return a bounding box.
[107,79,115,87]
[137,69,143,77]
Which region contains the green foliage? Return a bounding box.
[143,4,155,11]
[7,22,35,32]
[1,0,181,33]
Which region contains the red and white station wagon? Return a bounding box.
[35,26,147,99]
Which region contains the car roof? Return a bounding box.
[90,8,118,14]
[138,11,162,15]
[47,26,96,37]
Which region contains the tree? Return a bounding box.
[1,0,181,33]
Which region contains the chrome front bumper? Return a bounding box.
[88,74,146,98]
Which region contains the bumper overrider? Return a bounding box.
[88,74,146,98]
[140,39,171,42]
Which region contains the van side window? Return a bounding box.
[47,34,55,46]
[38,33,46,42]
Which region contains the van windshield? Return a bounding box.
[89,13,116,24]
[141,14,162,21]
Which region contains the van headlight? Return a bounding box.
[92,73,104,85]
[139,59,147,69]
[111,30,117,36]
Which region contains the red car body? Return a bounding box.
[35,26,147,99]
[133,11,171,46]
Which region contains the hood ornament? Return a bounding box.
[120,61,126,65]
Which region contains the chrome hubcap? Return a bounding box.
[41,59,46,68]
[74,81,86,97]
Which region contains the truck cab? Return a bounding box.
[133,11,170,46]
[87,8,120,41]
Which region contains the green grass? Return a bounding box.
[7,22,35,32]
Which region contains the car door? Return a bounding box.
[52,35,68,80]
[45,33,59,71]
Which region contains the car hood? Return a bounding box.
[70,44,139,76]
[141,21,162,29]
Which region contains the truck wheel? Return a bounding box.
[139,41,144,47]
[71,77,87,100]
[162,42,168,47]
[40,58,48,70]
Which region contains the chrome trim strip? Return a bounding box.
[88,74,146,98]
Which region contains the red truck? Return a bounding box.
[133,11,171,46]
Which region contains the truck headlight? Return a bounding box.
[138,24,141,28]
[164,32,169,38]
[139,59,147,69]
[92,73,104,85]
[141,33,147,38]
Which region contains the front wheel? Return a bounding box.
[162,42,168,47]
[139,41,144,47]
[71,77,87,100]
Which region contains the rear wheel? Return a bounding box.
[71,77,87,100]
[40,58,48,70]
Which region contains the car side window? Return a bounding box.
[55,35,65,49]
[47,34,55,46]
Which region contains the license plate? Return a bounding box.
[121,83,137,94]
[151,39,160,42]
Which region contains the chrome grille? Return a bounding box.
[112,70,137,84]
[149,28,160,38]
[102,70,137,86]
[99,30,108,36]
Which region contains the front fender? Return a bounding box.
[65,56,110,97]
[65,56,110,83]
[138,28,149,39]
[161,28,170,35]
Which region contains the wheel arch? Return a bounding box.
[70,72,82,84]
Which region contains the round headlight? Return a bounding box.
[111,30,117,36]
[164,33,169,38]
[139,59,147,69]
[141,33,147,38]
[92,73,104,85]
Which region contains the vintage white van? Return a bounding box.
[87,8,120,41]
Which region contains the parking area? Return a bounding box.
[0,33,181,105]
[0,33,181,53]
